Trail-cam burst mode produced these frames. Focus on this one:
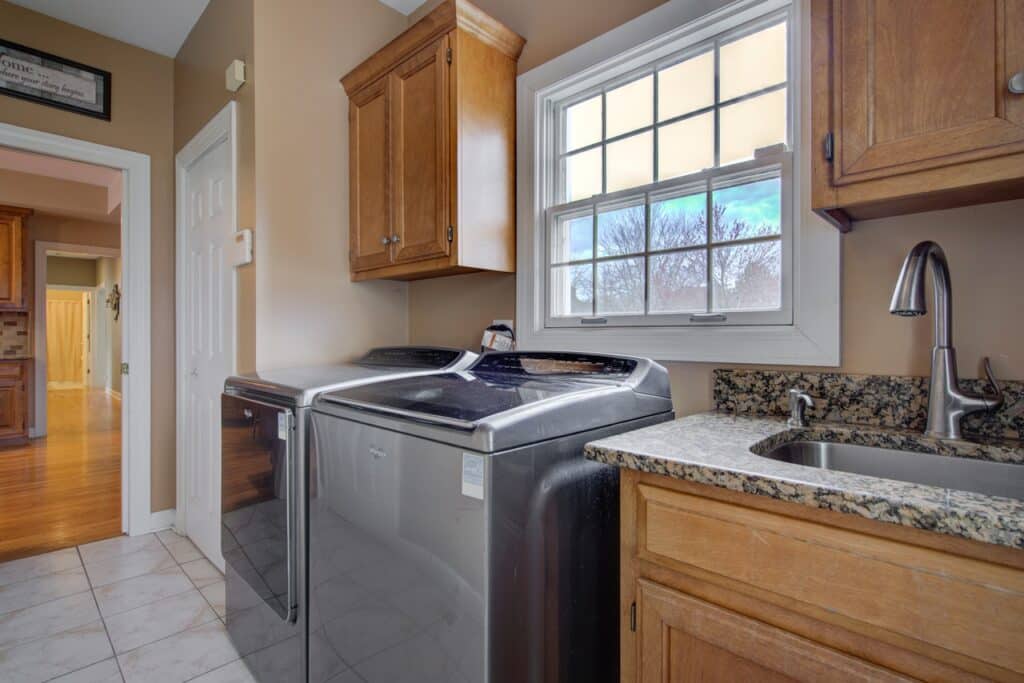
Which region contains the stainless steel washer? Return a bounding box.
[220,347,478,683]
[310,351,674,682]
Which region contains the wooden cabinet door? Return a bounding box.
[349,77,393,272]
[389,35,450,264]
[634,579,910,682]
[832,0,1024,186]
[0,212,24,309]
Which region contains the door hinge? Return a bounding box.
[823,131,834,162]
[446,225,454,242]
[630,602,637,632]
[120,362,129,376]
[446,47,452,65]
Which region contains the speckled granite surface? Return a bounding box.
[585,413,1024,549]
[713,368,1024,441]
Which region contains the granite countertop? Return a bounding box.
[585,412,1024,549]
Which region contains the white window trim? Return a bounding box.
[516,0,840,365]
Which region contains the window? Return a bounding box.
[517,0,840,365]
[548,15,791,327]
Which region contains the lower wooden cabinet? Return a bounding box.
[621,470,1024,682]
[0,361,28,445]
[635,579,908,682]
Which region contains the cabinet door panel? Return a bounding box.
[390,36,450,264]
[0,381,25,440]
[349,78,392,272]
[834,0,1024,185]
[0,214,23,309]
[636,579,910,683]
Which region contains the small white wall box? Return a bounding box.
[225,59,246,92]
[230,228,253,266]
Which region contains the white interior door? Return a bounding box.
[180,123,236,569]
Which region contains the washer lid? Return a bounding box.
[223,347,477,407]
[315,351,673,451]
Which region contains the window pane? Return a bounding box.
[650,251,707,313]
[658,51,714,120]
[719,88,786,165]
[565,95,602,151]
[658,113,713,181]
[606,131,653,193]
[597,257,645,315]
[651,191,707,250]
[550,263,593,317]
[565,147,603,201]
[551,213,593,263]
[597,203,645,257]
[711,239,781,311]
[720,22,787,101]
[606,75,653,139]
[712,177,781,242]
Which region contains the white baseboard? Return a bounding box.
[141,508,176,535]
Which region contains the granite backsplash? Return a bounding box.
[0,311,29,358]
[713,368,1024,442]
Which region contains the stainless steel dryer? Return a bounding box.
[309,351,673,683]
[220,347,478,683]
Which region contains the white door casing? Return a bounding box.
[175,102,238,569]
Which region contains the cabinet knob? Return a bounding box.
[380,236,391,245]
[1010,72,1024,94]
[391,235,400,244]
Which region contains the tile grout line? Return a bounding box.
[74,544,127,683]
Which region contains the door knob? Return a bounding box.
[190,369,198,377]
[1010,72,1024,94]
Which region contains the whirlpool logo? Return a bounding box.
[368,446,387,460]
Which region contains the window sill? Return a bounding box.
[516,320,839,365]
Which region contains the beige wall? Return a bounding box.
[406,0,1024,417]
[46,256,98,287]
[252,0,410,369]
[175,0,257,373]
[0,1,176,511]
[0,170,115,224]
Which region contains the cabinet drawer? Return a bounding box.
[635,483,1024,676]
[0,362,25,382]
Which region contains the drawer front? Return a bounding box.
[636,483,1024,675]
[0,361,25,382]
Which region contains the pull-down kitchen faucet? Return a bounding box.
[889,240,1003,440]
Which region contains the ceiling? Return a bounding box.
[378,0,430,14]
[7,0,212,57]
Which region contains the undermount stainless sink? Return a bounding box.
[757,441,1024,500]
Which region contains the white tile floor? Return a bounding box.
[0,531,257,683]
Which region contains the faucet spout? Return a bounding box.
[890,241,1002,440]
[889,240,952,348]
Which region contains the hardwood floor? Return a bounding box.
[0,387,121,562]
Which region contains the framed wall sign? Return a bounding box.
[0,39,111,120]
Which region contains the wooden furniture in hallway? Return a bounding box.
[620,470,1024,682]
[0,205,29,310]
[342,0,524,281]
[0,387,120,562]
[811,0,1024,230]
[0,360,29,445]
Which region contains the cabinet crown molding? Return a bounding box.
[341,0,524,95]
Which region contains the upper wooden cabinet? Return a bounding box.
[811,0,1024,229]
[0,206,30,310]
[342,0,524,281]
